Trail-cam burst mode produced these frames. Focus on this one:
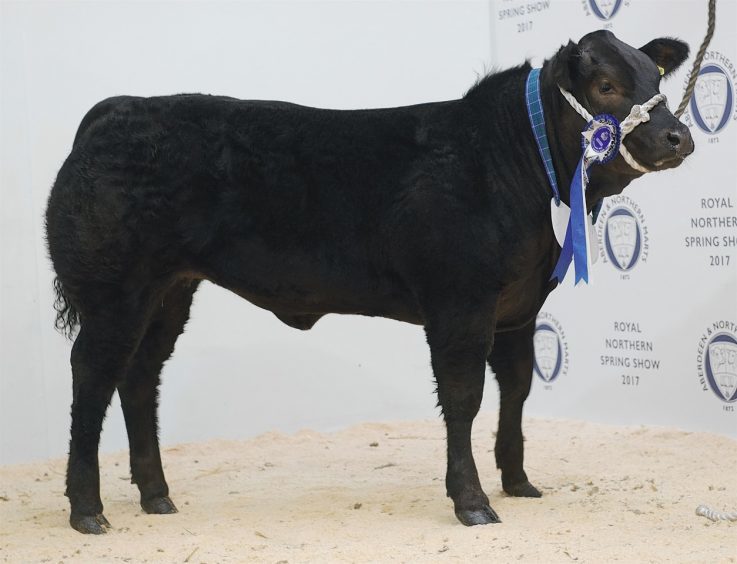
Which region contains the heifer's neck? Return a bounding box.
[538,65,635,210]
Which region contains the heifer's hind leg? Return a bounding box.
[117,280,199,515]
[490,320,541,498]
[67,300,155,534]
[425,303,499,526]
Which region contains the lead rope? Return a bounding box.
[675,0,717,118]
[696,505,737,523]
[676,0,735,525]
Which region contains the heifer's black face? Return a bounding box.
[554,30,693,173]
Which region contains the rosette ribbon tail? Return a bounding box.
[570,155,591,285]
[549,155,590,285]
[551,221,573,283]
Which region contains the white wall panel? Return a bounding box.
[0,0,492,464]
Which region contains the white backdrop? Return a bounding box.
[1,0,734,465]
[0,0,493,465]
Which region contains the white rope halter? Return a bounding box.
[558,87,666,173]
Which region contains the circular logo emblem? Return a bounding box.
[591,126,612,152]
[704,332,737,403]
[533,318,567,383]
[588,0,623,20]
[690,63,734,135]
[604,206,642,271]
[583,114,620,163]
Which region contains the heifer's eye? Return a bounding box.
[599,82,614,94]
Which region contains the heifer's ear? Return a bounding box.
[551,40,581,91]
[640,38,689,77]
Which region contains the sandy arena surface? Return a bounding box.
[1,414,735,563]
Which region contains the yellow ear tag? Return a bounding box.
[658,65,665,76]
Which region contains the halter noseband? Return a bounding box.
[557,86,667,173]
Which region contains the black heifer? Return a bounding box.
[46,30,693,534]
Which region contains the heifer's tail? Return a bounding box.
[52,277,80,339]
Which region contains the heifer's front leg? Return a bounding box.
[425,306,499,526]
[490,320,542,498]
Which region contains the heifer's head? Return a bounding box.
[549,30,693,180]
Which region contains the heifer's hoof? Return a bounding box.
[142,495,178,515]
[504,481,542,498]
[455,505,501,526]
[70,513,111,534]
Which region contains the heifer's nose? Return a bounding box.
[665,125,694,157]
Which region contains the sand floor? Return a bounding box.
[1,414,735,563]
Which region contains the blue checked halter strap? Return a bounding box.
[525,68,560,205]
[525,67,607,284]
[525,68,607,210]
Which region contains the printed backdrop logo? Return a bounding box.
[683,51,737,139]
[533,312,569,383]
[697,321,737,406]
[692,64,733,134]
[596,195,649,274]
[589,0,622,20]
[582,0,629,23]
[605,208,640,270]
[495,0,553,37]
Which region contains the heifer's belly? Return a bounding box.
[198,238,425,326]
[195,212,558,332]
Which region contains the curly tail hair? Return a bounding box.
[53,277,80,339]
